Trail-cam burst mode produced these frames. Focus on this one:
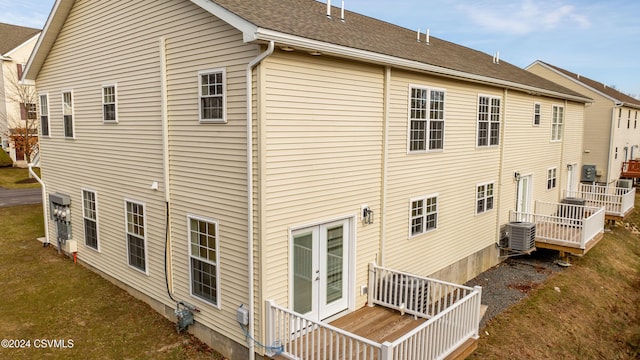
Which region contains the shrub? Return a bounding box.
[0,150,13,167]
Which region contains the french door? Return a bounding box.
[292,219,349,321]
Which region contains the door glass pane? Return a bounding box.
[325,225,343,304]
[293,232,313,314]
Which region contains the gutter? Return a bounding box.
[252,29,593,104]
[246,40,274,360]
[28,153,49,245]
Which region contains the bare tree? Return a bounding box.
[0,65,39,164]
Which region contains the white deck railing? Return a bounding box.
[370,264,482,360]
[566,184,635,218]
[264,264,482,360]
[265,300,385,359]
[510,200,605,249]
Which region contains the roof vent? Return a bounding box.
[340,0,345,22]
[425,28,430,45]
[493,51,500,64]
[326,0,332,19]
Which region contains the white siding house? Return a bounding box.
[25,1,594,359]
[0,23,40,164]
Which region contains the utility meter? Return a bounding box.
[50,193,72,244]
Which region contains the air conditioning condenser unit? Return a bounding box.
[506,222,536,252]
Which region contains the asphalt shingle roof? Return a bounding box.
[212,0,587,99]
[539,61,640,107]
[0,22,40,55]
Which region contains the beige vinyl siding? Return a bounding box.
[35,0,256,347]
[497,92,583,225]
[260,52,384,309]
[561,101,585,190]
[383,70,501,279]
[527,64,613,182]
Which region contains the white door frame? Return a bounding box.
[516,174,534,215]
[566,163,577,195]
[289,215,356,322]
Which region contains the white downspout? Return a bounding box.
[379,66,390,266]
[246,40,274,360]
[28,154,49,245]
[606,105,621,185]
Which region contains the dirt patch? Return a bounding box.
[15,178,38,184]
[508,282,539,293]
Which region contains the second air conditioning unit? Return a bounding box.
[506,222,536,252]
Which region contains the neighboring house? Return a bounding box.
[0,23,41,165]
[25,1,594,359]
[527,61,640,185]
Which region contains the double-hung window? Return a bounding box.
[189,216,220,307]
[547,167,557,190]
[410,195,438,237]
[62,91,74,138]
[409,86,445,152]
[551,105,564,141]
[477,95,501,147]
[476,182,494,214]
[39,94,49,136]
[102,85,117,122]
[198,69,226,123]
[125,200,146,273]
[82,190,98,250]
[533,103,541,126]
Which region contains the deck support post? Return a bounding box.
[557,251,572,267]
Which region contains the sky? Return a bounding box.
[1,0,639,98]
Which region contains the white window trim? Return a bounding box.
[409,193,439,239]
[476,94,501,148]
[124,199,148,275]
[533,102,541,127]
[102,83,118,123]
[61,89,75,139]
[198,68,227,124]
[550,104,564,142]
[39,93,51,138]
[187,215,222,309]
[546,167,558,190]
[475,181,495,215]
[406,84,446,154]
[81,188,100,252]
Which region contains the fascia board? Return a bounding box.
[528,61,620,105]
[254,29,592,104]
[190,0,258,42]
[5,33,41,58]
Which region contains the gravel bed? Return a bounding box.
[465,248,567,329]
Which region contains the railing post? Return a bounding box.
[473,286,482,338]
[265,300,275,357]
[368,262,376,307]
[381,341,393,360]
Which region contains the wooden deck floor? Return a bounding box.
[329,305,426,343]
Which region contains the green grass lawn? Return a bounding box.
[0,204,222,360]
[471,203,640,359]
[0,167,41,189]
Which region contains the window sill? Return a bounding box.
[407,149,445,155]
[409,228,437,239]
[199,119,227,124]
